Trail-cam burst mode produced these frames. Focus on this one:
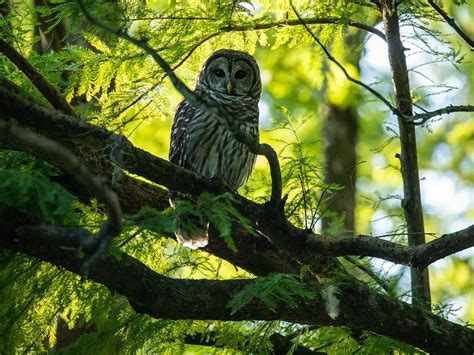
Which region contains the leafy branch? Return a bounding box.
[289,2,401,117]
[289,2,473,127]
[0,39,75,116]
[0,119,122,273]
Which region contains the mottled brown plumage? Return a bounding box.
[169,49,261,248]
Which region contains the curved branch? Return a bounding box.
[0,222,473,354]
[77,0,282,208]
[0,119,122,271]
[0,39,75,116]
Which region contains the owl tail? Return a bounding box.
[175,223,209,249]
[169,192,209,249]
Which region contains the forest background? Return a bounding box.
[0,0,473,353]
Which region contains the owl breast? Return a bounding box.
[181,93,259,191]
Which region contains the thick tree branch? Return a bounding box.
[381,0,430,306]
[0,119,122,272]
[0,86,310,276]
[0,87,471,271]
[306,225,474,270]
[427,0,474,50]
[0,39,75,115]
[0,222,473,354]
[77,0,282,208]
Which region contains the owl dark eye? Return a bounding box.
[214,69,225,78]
[235,70,246,79]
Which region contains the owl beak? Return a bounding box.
[226,81,233,95]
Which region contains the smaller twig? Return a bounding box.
[427,0,474,50]
[343,256,392,294]
[110,31,221,121]
[289,2,401,118]
[0,39,75,115]
[128,16,216,22]
[309,183,331,230]
[410,104,474,124]
[312,195,344,228]
[220,17,386,42]
[0,119,122,273]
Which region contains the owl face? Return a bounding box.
[198,49,261,99]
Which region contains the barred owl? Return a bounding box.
[169,49,261,249]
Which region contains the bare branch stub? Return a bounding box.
[76,0,282,208]
[412,224,474,269]
[0,119,122,272]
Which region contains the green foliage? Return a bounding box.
[0,167,78,224]
[130,193,254,252]
[128,205,175,235]
[196,193,255,252]
[227,273,316,314]
[266,106,343,230]
[294,326,418,354]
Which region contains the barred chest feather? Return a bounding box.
[182,93,259,191]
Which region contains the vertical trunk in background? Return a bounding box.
[381,0,430,307]
[322,105,357,233]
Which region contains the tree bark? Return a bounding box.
[0,222,473,354]
[381,0,431,307]
[323,104,358,233]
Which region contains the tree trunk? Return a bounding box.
[322,104,357,233]
[381,0,431,307]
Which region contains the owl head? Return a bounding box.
[197,49,261,99]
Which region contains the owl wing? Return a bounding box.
[169,100,194,167]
